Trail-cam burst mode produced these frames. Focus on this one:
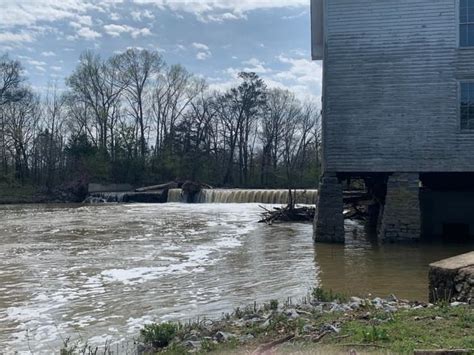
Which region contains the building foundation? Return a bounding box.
[379,173,421,242]
[314,173,345,243]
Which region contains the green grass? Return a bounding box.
[337,306,474,353]
[162,305,473,355]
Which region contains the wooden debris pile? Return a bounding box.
[258,189,371,224]
[258,204,315,225]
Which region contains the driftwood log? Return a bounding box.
[135,182,179,192]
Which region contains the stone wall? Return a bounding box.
[314,174,344,243]
[379,173,421,242]
[429,252,474,304]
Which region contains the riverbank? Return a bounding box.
[0,183,83,204]
[61,290,474,354]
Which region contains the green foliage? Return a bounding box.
[359,325,390,342]
[269,299,279,311]
[140,322,178,348]
[312,288,348,303]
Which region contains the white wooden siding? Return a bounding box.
[323,0,474,172]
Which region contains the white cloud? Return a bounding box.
[41,51,56,57]
[196,52,211,61]
[241,58,271,73]
[215,53,321,102]
[282,10,308,20]
[131,9,155,21]
[192,42,210,51]
[192,42,212,60]
[276,55,322,86]
[76,15,93,26]
[51,66,63,71]
[77,26,102,39]
[110,12,121,21]
[0,32,34,43]
[104,24,152,38]
[132,0,307,22]
[28,60,47,66]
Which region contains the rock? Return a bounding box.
[183,341,202,349]
[302,325,314,334]
[386,294,398,302]
[455,283,464,293]
[239,334,255,342]
[259,319,271,329]
[372,297,384,309]
[429,252,474,303]
[215,331,236,342]
[450,301,466,307]
[285,309,300,319]
[384,306,398,313]
[313,305,323,313]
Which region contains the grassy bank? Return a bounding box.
[159,303,473,354]
[62,290,474,355]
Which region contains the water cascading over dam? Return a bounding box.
[167,189,318,204]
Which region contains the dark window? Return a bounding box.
[460,0,474,46]
[460,82,474,129]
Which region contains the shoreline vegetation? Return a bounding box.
[60,288,474,355]
[0,52,321,196]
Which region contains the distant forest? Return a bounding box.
[0,50,321,192]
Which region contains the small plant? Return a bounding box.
[312,287,348,302]
[360,325,389,342]
[140,322,178,348]
[269,299,279,310]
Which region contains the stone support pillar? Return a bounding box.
[314,173,345,243]
[379,173,421,242]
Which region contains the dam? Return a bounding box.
[167,189,319,204]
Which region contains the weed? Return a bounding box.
[269,299,279,310]
[140,322,178,348]
[312,288,348,303]
[360,325,390,342]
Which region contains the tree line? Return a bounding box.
[0,50,321,192]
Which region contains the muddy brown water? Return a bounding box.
[0,203,472,352]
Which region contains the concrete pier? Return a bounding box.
[314,174,345,243]
[379,173,421,242]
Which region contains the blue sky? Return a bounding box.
[0,0,322,102]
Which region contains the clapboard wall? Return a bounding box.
[322,0,474,172]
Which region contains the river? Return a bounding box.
[0,203,472,352]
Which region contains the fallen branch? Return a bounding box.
[252,334,295,354]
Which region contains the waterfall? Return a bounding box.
[167,189,318,204]
[84,192,126,203]
[167,189,185,203]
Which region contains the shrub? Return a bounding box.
[312,287,348,302]
[140,322,178,348]
[269,299,279,310]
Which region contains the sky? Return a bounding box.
[0,0,322,102]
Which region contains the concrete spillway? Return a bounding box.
[167,189,318,204]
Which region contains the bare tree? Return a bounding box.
[115,48,164,159]
[2,89,40,181]
[67,51,126,154]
